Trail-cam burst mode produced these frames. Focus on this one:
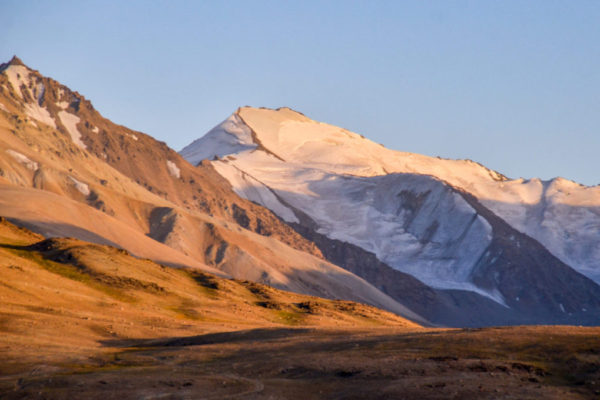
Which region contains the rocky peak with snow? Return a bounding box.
[181,106,600,326]
[0,56,95,149]
[183,107,600,282]
[184,106,513,183]
[0,55,26,70]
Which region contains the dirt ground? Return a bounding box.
[0,220,598,399]
[1,325,599,400]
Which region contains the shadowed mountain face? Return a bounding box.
[182,106,600,326]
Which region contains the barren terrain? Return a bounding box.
[0,219,598,399]
[2,325,599,399]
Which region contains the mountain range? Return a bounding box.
[1,56,599,328]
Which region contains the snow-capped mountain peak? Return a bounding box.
[180,111,256,166]
[184,106,512,184]
[182,106,600,318]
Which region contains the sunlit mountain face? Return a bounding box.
[1,57,599,399]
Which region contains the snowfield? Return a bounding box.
[182,107,600,305]
[68,176,91,196]
[180,113,257,166]
[58,111,85,149]
[166,160,181,178]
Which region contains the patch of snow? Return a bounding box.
[5,149,38,171]
[3,65,30,98]
[68,176,90,196]
[92,126,99,133]
[478,215,493,240]
[130,134,138,141]
[56,101,69,109]
[481,178,600,284]
[212,152,493,294]
[423,280,509,308]
[58,111,86,149]
[166,160,180,179]
[24,102,56,128]
[180,113,257,166]
[213,161,299,223]
[28,119,38,127]
[0,102,7,112]
[3,65,56,127]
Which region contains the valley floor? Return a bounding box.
[1,325,599,399]
[0,219,598,399]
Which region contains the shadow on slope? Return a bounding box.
[102,327,315,348]
[278,173,600,327]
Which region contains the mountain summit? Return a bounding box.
[182,106,600,326]
[1,55,25,68]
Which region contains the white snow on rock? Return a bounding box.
[56,101,69,109]
[182,106,600,298]
[24,102,56,128]
[166,160,180,179]
[4,65,29,99]
[216,155,493,295]
[180,113,257,166]
[129,134,138,141]
[58,111,86,149]
[68,176,90,196]
[5,149,38,171]
[92,126,99,133]
[213,161,299,223]
[3,64,56,128]
[481,178,600,283]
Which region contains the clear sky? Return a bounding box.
[2,1,599,185]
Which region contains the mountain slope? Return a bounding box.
[0,57,425,323]
[0,217,419,370]
[182,106,600,325]
[183,106,600,283]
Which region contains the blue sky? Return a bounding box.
[2,1,599,185]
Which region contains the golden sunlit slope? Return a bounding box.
[0,217,420,372]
